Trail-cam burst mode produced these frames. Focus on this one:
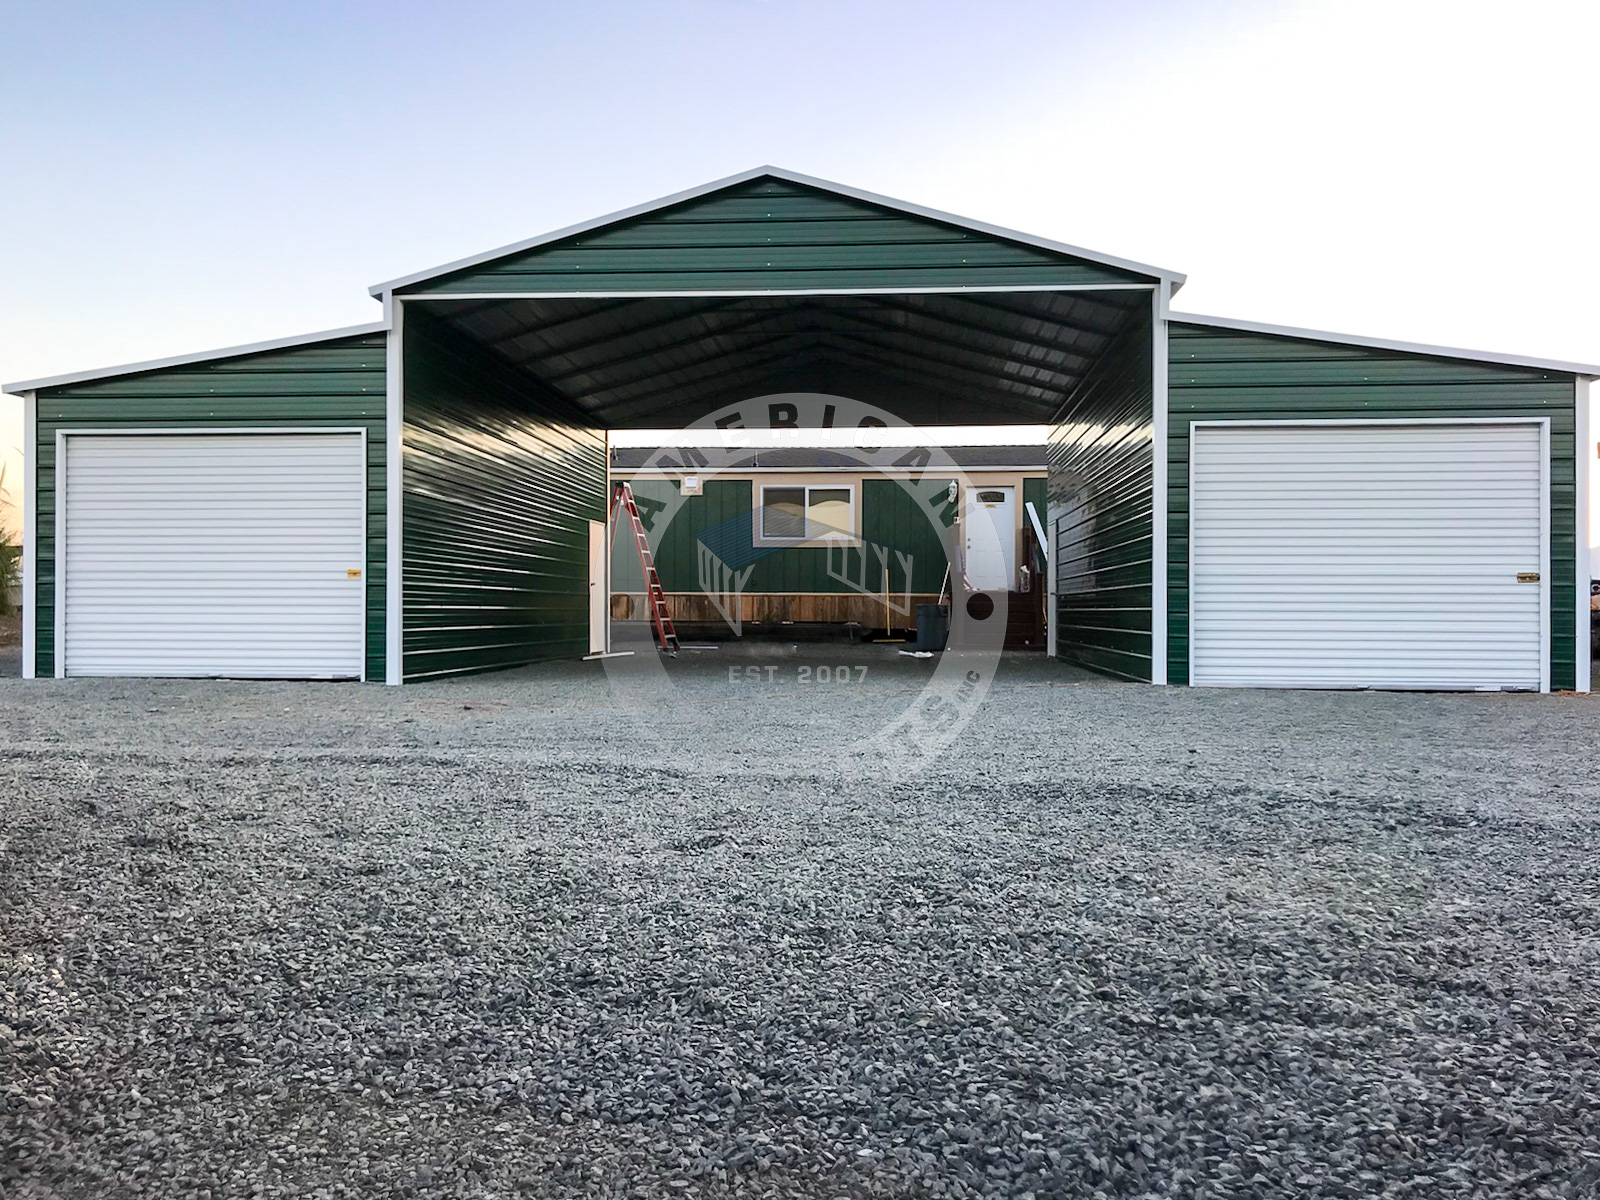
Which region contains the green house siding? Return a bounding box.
[402,313,607,680]
[630,476,960,598]
[399,177,1155,296]
[1048,308,1155,680]
[31,333,388,680]
[1167,322,1580,688]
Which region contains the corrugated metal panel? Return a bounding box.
[426,289,1144,429]
[400,179,1153,296]
[1167,323,1579,688]
[402,312,607,680]
[1191,424,1543,689]
[61,433,365,678]
[32,333,387,680]
[1048,308,1154,680]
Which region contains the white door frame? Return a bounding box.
[587,519,607,655]
[1187,416,1552,693]
[54,427,369,680]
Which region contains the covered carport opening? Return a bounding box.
[397,289,1157,679]
[384,170,1176,681]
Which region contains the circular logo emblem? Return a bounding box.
[602,394,1011,778]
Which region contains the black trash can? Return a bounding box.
[916,603,949,652]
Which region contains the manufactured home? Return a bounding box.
[611,445,1047,644]
[5,168,1595,689]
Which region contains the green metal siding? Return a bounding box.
[862,478,959,594]
[1167,323,1580,688]
[31,334,387,680]
[631,477,959,597]
[1048,308,1154,680]
[400,177,1154,296]
[402,312,607,679]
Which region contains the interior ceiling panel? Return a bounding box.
[419,290,1148,428]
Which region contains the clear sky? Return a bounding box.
[3,0,1598,539]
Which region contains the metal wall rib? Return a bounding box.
[1047,309,1155,680]
[401,312,607,680]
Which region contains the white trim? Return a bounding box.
[46,426,368,437]
[1539,419,1552,693]
[1576,377,1591,693]
[368,165,1185,297]
[1188,416,1552,694]
[1150,290,1170,685]
[20,392,36,679]
[4,322,390,396]
[358,425,370,683]
[1171,310,1600,379]
[1045,512,1058,659]
[604,427,612,656]
[53,430,64,678]
[53,427,369,681]
[385,299,404,685]
[1185,424,1196,687]
[1190,417,1552,428]
[614,464,1047,476]
[396,284,1160,301]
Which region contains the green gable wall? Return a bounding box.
[31,333,388,680]
[402,312,607,679]
[1167,322,1580,689]
[399,178,1155,296]
[1048,308,1155,680]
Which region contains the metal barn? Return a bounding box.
[6,168,1594,690]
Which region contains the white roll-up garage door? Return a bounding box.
[60,432,366,679]
[1190,421,1546,690]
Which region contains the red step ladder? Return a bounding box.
[613,482,679,656]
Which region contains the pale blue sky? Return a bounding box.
[4,0,1599,532]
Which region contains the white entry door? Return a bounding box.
[1190,421,1546,690]
[964,486,1016,591]
[60,431,367,679]
[588,518,607,654]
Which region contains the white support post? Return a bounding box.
[1576,377,1591,693]
[1150,287,1170,685]
[384,296,404,685]
[604,427,612,655]
[1046,511,1058,659]
[20,391,36,679]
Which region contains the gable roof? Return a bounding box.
[369,166,1185,298]
[3,322,389,396]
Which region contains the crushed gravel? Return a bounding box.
[4,648,1600,1198]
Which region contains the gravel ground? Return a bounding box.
[4,647,1600,1198]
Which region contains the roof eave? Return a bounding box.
[1169,310,1600,378]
